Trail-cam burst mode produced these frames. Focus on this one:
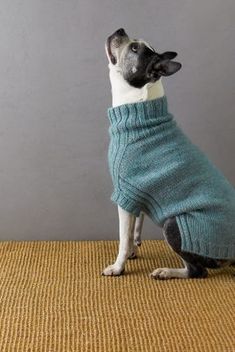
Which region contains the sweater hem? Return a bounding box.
[176,215,235,259]
[111,185,164,226]
[111,191,142,217]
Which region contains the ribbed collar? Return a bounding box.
[108,96,170,126]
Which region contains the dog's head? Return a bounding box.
[105,28,182,88]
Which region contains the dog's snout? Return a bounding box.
[106,28,129,65]
[115,28,126,37]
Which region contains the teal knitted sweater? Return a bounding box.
[107,96,235,259]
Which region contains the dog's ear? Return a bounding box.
[146,55,182,82]
[160,51,178,60]
[156,59,182,76]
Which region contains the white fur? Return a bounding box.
[108,63,165,107]
[150,267,189,279]
[150,260,190,279]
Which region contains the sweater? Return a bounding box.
[107,96,235,259]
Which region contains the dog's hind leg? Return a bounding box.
[128,212,144,259]
[150,260,190,279]
[150,217,209,280]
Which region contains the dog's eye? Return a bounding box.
[131,43,139,53]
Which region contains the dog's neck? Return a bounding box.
[109,64,165,107]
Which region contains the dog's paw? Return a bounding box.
[128,246,138,259]
[128,251,137,259]
[102,265,124,276]
[150,268,173,280]
[134,238,142,247]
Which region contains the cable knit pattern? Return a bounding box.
[107,96,235,259]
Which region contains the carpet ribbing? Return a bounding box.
[0,240,234,352]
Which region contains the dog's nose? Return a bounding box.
[116,28,126,36]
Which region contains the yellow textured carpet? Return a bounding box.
[0,240,234,352]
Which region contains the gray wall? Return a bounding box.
[0,0,234,240]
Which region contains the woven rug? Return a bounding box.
[0,240,234,352]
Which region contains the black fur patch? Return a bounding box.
[123,43,156,88]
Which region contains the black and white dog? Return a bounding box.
[103,28,233,279]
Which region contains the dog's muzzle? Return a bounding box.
[106,28,129,64]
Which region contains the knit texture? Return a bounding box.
[108,96,235,259]
[0,240,234,352]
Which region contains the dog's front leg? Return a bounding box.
[134,212,144,246]
[128,212,144,259]
[102,206,135,276]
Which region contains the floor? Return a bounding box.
[0,240,234,351]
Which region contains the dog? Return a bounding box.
[102,28,235,279]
